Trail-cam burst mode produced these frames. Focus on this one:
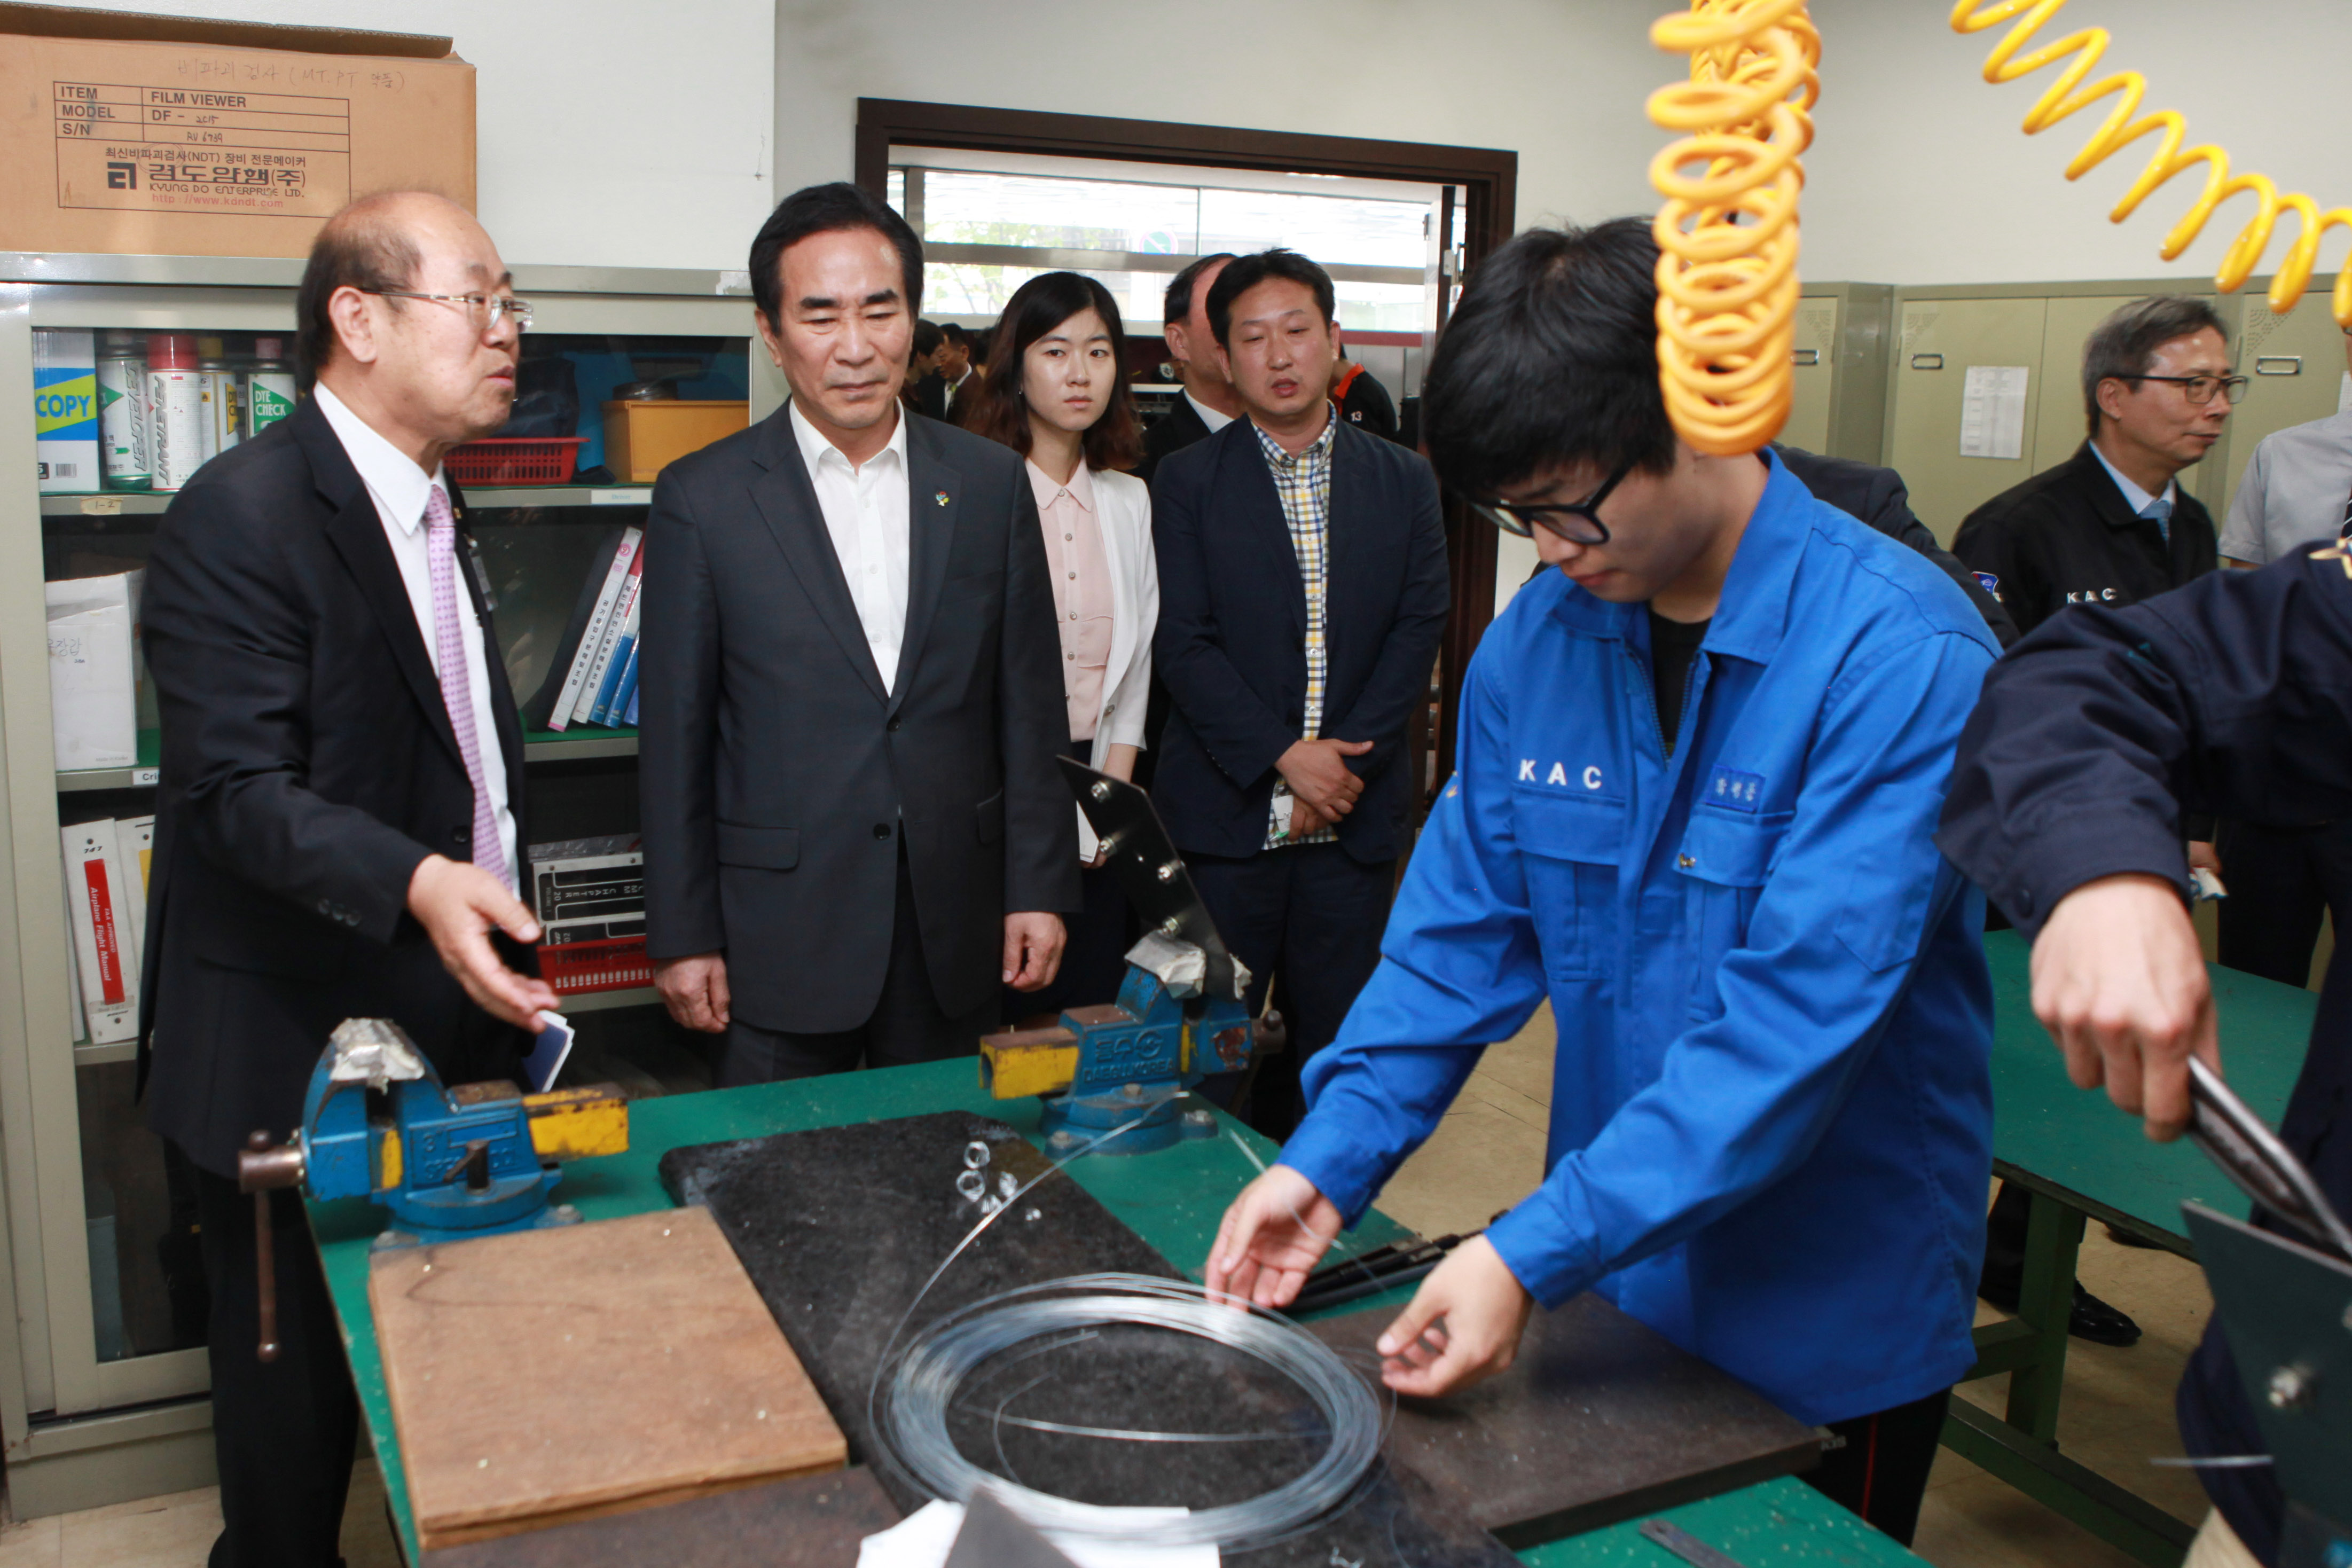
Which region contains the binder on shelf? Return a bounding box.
[46,569,144,772]
[608,639,641,731]
[62,820,137,1045]
[116,815,153,973]
[583,586,641,728]
[543,527,640,732]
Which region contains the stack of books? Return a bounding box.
[528,834,648,996]
[62,816,152,1046]
[538,527,645,732]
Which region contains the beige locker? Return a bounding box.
[1884,296,2049,545]
[1781,295,1839,455]
[2221,293,2350,511]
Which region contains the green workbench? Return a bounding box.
[1515,1477,1927,1566]
[311,1061,1892,1565]
[1947,929,2315,1566]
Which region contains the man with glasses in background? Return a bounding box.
[141,191,558,1566]
[1205,221,1998,1546]
[1955,295,2238,1348]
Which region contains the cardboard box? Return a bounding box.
[602,401,750,484]
[0,3,474,258]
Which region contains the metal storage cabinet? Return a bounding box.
[1781,282,1893,465]
[2220,292,2352,513]
[0,254,783,1516]
[1884,280,2229,545]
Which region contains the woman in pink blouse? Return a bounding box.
[965,272,1161,1020]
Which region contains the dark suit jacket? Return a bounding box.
[907,372,947,423]
[639,407,1078,1033]
[138,396,532,1177]
[1771,443,2020,647]
[1135,392,1213,485]
[1953,441,2217,639]
[1151,417,1451,864]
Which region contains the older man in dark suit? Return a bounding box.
[640,183,1076,1083]
[141,191,558,1568]
[1152,248,1450,1136]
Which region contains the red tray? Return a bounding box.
[537,934,652,995]
[447,436,587,487]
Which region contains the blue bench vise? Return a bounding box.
[977,762,1281,1155]
[236,1017,629,1358]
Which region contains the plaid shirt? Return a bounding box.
[1257,416,1339,849]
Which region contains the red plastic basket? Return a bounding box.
[536,934,652,995]
[446,436,587,487]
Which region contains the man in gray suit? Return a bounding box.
[640,182,1077,1082]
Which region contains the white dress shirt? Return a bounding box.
[2089,441,2178,538]
[312,382,518,887]
[790,398,912,693]
[1185,389,1236,434]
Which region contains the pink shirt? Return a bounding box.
[1029,458,1116,742]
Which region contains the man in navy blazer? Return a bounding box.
[1151,249,1450,1135]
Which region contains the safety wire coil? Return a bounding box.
[1953,0,2352,324]
[1645,0,1819,457]
[879,1273,1386,1551]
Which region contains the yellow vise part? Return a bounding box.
[523,1085,631,1160]
[373,1125,402,1191]
[979,1025,1080,1100]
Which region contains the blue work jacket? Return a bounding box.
[1281,454,2000,1425]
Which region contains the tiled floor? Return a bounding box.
[0,1004,2219,1566]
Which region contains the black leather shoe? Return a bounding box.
[1978,1268,2142,1347]
[2068,1284,2141,1347]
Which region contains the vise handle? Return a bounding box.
[238,1130,307,1363]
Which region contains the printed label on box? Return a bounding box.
[53,80,350,218]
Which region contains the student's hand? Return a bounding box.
[1287,797,1335,841]
[1206,1165,1344,1309]
[2029,872,2218,1141]
[655,952,732,1034]
[1004,912,1066,991]
[1279,738,1374,818]
[1374,1237,1535,1397]
[2188,839,2223,879]
[406,854,559,1029]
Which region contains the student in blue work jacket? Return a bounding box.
[1204,220,2000,1547]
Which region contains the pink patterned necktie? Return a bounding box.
[426,483,507,887]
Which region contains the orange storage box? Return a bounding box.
[601,400,748,484]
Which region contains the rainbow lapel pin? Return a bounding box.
[935,491,951,507]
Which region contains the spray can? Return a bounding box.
[244,337,296,438]
[147,333,204,491]
[97,330,152,491]
[195,335,239,461]
[34,329,99,493]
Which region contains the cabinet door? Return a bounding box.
[1779,295,1840,456]
[2223,294,2349,510]
[1886,297,2049,544]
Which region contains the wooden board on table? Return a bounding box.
[370,1205,846,1550]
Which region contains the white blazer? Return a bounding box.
[1073,464,1157,859]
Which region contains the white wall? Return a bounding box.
[62,0,774,270]
[777,0,2352,291]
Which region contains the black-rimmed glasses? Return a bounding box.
[2122,372,2248,406]
[360,289,535,333]
[1459,461,1633,545]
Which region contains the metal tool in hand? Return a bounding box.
[2187,1055,2352,1261]
[1287,1227,1487,1315]
[236,1017,629,1361]
[978,762,1283,1155]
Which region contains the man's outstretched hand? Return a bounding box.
[1374,1236,1534,1398]
[2029,872,2218,1141]
[406,854,559,1029]
[1205,1164,1344,1309]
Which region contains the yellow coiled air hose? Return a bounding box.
[1952,0,2352,323]
[1647,0,1820,458]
